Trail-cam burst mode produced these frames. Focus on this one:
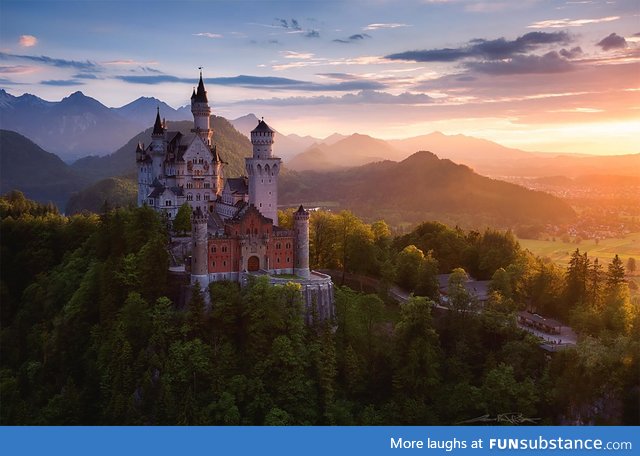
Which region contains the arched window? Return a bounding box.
[211,246,216,253]
[196,194,201,201]
[187,194,193,201]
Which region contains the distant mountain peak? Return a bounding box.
[67,91,86,98]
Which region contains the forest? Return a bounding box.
[1,191,638,425]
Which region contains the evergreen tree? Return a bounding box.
[626,257,636,275]
[607,255,626,288]
[565,249,590,310]
[588,258,604,308]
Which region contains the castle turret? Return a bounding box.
[191,70,212,145]
[246,118,281,224]
[191,206,210,290]
[294,205,310,279]
[151,107,165,180]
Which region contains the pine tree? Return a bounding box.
[588,258,604,308]
[626,257,636,275]
[607,254,626,288]
[565,249,590,309]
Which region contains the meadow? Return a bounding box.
[519,232,640,269]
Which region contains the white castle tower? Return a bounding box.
[190,70,212,146]
[150,107,165,180]
[191,206,209,289]
[294,205,310,279]
[246,119,281,224]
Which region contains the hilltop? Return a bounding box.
[280,151,575,227]
[0,130,88,209]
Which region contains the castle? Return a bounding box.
[136,72,334,320]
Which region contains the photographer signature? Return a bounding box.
[457,413,540,425]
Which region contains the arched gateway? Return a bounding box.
[247,256,260,272]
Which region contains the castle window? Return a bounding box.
[204,193,210,201]
[165,200,171,206]
[196,194,201,201]
[148,198,154,205]
[187,194,193,201]
[286,257,290,263]
[204,182,210,189]
[212,261,215,267]
[277,258,280,264]
[223,261,226,267]
[211,246,216,253]
[186,182,193,189]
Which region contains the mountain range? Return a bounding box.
[0,88,636,227]
[2,89,636,179]
[0,89,191,161]
[280,151,575,227]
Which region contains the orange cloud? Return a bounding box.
[19,35,38,47]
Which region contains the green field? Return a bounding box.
[518,232,640,267]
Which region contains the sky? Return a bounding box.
[1,0,639,155]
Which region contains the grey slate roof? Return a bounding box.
[252,119,274,133]
[192,72,208,103]
[226,177,248,194]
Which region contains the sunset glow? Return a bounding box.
[1,0,639,155]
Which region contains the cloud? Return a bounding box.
[282,51,315,59]
[364,23,410,31]
[316,73,361,81]
[115,73,385,91]
[305,30,320,38]
[596,33,627,51]
[387,48,468,62]
[0,52,98,70]
[0,65,36,74]
[102,59,158,65]
[528,16,620,29]
[72,73,99,79]
[559,46,583,59]
[466,51,574,75]
[19,35,38,47]
[275,18,302,31]
[237,90,433,106]
[41,79,84,86]
[193,32,223,38]
[115,74,185,84]
[385,31,570,62]
[333,33,371,44]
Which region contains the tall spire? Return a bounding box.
[194,68,208,103]
[152,106,163,135]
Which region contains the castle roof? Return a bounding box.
[295,205,306,213]
[226,177,248,194]
[252,119,274,133]
[191,71,208,103]
[152,107,163,135]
